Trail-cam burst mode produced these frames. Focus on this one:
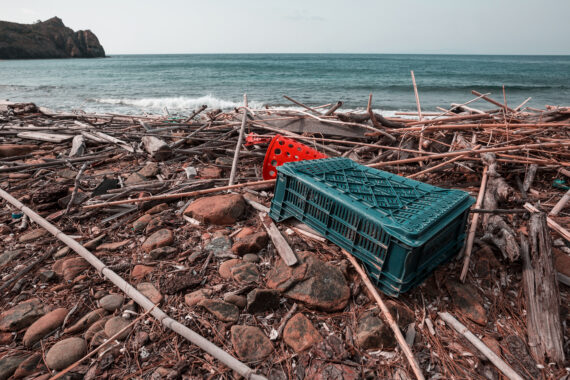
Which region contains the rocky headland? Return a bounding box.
[0,17,105,59]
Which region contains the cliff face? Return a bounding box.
[0,17,105,59]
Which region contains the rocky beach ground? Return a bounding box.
[0,100,569,379]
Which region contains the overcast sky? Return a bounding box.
[3,0,569,55]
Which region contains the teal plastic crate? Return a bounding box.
[270,157,474,297]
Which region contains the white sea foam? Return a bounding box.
[93,95,412,117]
[95,95,265,112]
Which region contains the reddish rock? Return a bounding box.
[223,294,247,308]
[22,307,68,347]
[0,299,47,332]
[0,332,12,345]
[124,172,146,185]
[231,325,273,361]
[184,194,245,225]
[52,258,66,275]
[149,246,177,260]
[232,230,268,255]
[138,162,159,178]
[96,239,130,251]
[141,229,174,253]
[18,229,47,243]
[198,299,239,323]
[13,353,44,379]
[145,215,168,234]
[231,262,260,283]
[131,264,154,279]
[305,362,359,380]
[137,282,163,304]
[185,289,213,306]
[64,308,108,334]
[266,262,308,291]
[145,203,169,215]
[447,281,487,325]
[219,259,242,279]
[266,251,350,311]
[45,337,87,371]
[199,166,223,179]
[283,313,322,352]
[133,214,152,233]
[355,310,393,350]
[61,257,89,281]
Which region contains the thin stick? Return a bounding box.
[0,188,266,380]
[260,212,298,266]
[410,71,423,121]
[366,94,397,142]
[64,163,87,215]
[170,123,211,149]
[184,104,207,123]
[283,95,321,114]
[411,70,426,164]
[460,166,489,282]
[438,312,524,380]
[524,203,570,241]
[472,90,516,113]
[407,149,476,179]
[83,179,275,209]
[370,141,570,168]
[323,101,343,116]
[549,189,570,216]
[405,113,490,126]
[290,109,397,139]
[229,94,248,186]
[342,249,425,380]
[273,303,298,340]
[470,209,528,214]
[389,122,569,133]
[0,248,52,292]
[50,306,155,379]
[0,153,113,173]
[515,97,532,112]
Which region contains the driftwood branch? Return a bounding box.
[438,312,524,380]
[342,249,425,380]
[521,213,565,364]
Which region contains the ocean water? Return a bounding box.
[1,54,569,115]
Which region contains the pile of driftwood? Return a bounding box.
[0,88,568,380]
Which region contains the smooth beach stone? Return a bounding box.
[104,317,131,340]
[45,337,87,371]
[98,294,125,312]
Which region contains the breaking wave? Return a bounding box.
[94,95,265,111]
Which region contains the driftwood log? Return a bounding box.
[142,135,172,161]
[521,212,565,364]
[480,153,520,261]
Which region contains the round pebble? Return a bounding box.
[104,317,131,340]
[45,337,87,370]
[99,294,124,311]
[242,254,260,263]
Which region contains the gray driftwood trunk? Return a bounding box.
[521,212,565,364]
